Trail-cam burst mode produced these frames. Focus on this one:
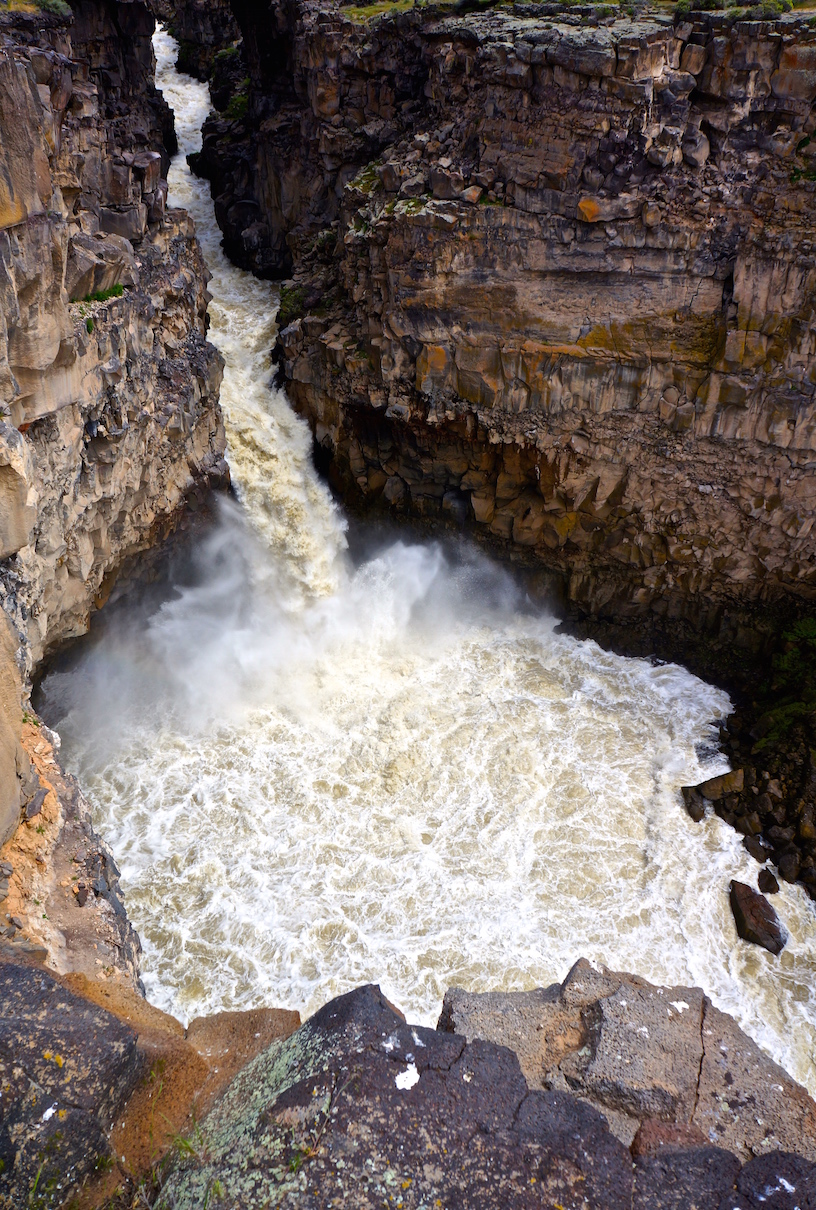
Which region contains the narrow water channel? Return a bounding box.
[40,29,816,1094]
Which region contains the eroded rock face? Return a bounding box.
[161,0,241,81]
[204,0,816,647]
[0,4,227,672]
[438,958,816,1161]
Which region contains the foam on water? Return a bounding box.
[39,30,816,1094]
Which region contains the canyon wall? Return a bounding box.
[0,1,227,679]
[200,0,816,656]
[0,1,227,836]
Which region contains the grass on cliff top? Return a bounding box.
[0,0,71,16]
[343,0,417,21]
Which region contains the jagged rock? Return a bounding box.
[681,785,706,822]
[729,879,786,955]
[0,955,145,1209]
[64,232,139,303]
[158,983,636,1209]
[759,868,780,895]
[437,958,816,1161]
[698,770,745,802]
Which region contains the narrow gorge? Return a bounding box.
[0,0,814,1207]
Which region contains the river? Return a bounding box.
[39,28,816,1094]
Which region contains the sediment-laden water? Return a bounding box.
[40,29,816,1094]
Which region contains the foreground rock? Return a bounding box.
[439,959,816,1161]
[0,957,145,1209]
[157,982,636,1209]
[729,879,786,955]
[0,952,300,1210]
[155,976,816,1209]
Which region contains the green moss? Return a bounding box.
[214,46,240,61]
[349,160,383,196]
[225,84,250,121]
[751,617,816,752]
[85,317,94,334]
[277,285,307,329]
[343,0,415,23]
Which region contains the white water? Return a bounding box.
[40,30,816,1093]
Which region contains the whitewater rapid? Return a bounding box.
[40,29,816,1094]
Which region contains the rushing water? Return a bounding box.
[39,29,816,1092]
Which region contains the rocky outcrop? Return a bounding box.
[161,0,241,81]
[0,955,145,1210]
[0,950,300,1209]
[153,976,816,1210]
[439,959,816,1162]
[0,614,31,846]
[0,3,227,675]
[198,0,816,653]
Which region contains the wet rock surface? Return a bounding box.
[729,879,786,954]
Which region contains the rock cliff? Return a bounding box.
[156,0,241,81]
[0,1,227,836]
[198,0,816,658]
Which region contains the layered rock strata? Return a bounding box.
[0,2,227,688]
[198,0,816,650]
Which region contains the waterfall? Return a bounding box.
[37,28,816,1095]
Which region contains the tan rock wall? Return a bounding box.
[0,612,26,847]
[0,8,227,679]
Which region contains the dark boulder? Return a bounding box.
[0,956,145,1208]
[718,1151,816,1209]
[682,785,706,821]
[759,868,780,894]
[158,983,635,1208]
[634,1145,741,1209]
[729,880,786,955]
[743,834,771,863]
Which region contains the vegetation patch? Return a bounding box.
[0,0,72,15]
[80,283,124,305]
[225,82,250,121]
[277,285,307,329]
[752,617,816,752]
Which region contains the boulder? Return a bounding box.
[729,879,786,955]
[699,769,744,801]
[158,983,635,1209]
[65,232,138,302]
[0,956,145,1208]
[758,868,780,894]
[438,959,816,1162]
